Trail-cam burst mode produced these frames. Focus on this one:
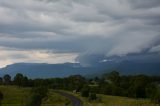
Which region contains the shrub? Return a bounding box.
[0,91,3,106]
[151,87,160,104]
[26,93,42,106]
[81,89,89,97]
[89,93,97,101]
[26,86,48,106]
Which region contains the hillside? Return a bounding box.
[0,61,160,78]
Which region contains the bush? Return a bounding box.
[151,87,160,104]
[26,86,48,106]
[26,93,42,106]
[89,93,97,101]
[81,89,89,97]
[32,86,48,98]
[81,85,90,97]
[0,91,3,106]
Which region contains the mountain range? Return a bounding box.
[0,60,160,78]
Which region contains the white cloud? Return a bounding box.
[0,47,78,68]
[0,0,160,66]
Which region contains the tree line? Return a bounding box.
[0,71,160,105]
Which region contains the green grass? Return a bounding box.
[0,86,71,106]
[0,85,30,106]
[61,90,156,106]
[0,86,157,106]
[97,94,155,106]
[41,89,72,106]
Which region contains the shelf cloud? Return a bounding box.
[0,0,160,67]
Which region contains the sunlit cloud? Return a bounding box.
[0,47,78,68]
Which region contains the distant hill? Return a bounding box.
[0,61,160,78]
[0,63,92,78]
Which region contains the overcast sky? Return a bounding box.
[0,0,160,67]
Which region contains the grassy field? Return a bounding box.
[41,89,71,106]
[0,85,30,106]
[0,86,157,106]
[0,86,71,106]
[62,90,156,106]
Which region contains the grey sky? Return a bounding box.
[0,0,160,67]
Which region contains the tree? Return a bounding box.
[81,85,90,97]
[145,84,157,98]
[0,78,3,85]
[0,91,3,106]
[3,74,11,85]
[26,93,41,106]
[26,86,48,106]
[22,76,29,87]
[14,73,24,87]
[151,87,160,105]
[107,71,120,86]
[89,93,97,101]
[128,75,149,98]
[68,75,86,91]
[32,86,48,98]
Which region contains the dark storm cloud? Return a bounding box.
[0,0,160,66]
[128,0,160,9]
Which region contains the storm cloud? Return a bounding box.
[0,0,160,67]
